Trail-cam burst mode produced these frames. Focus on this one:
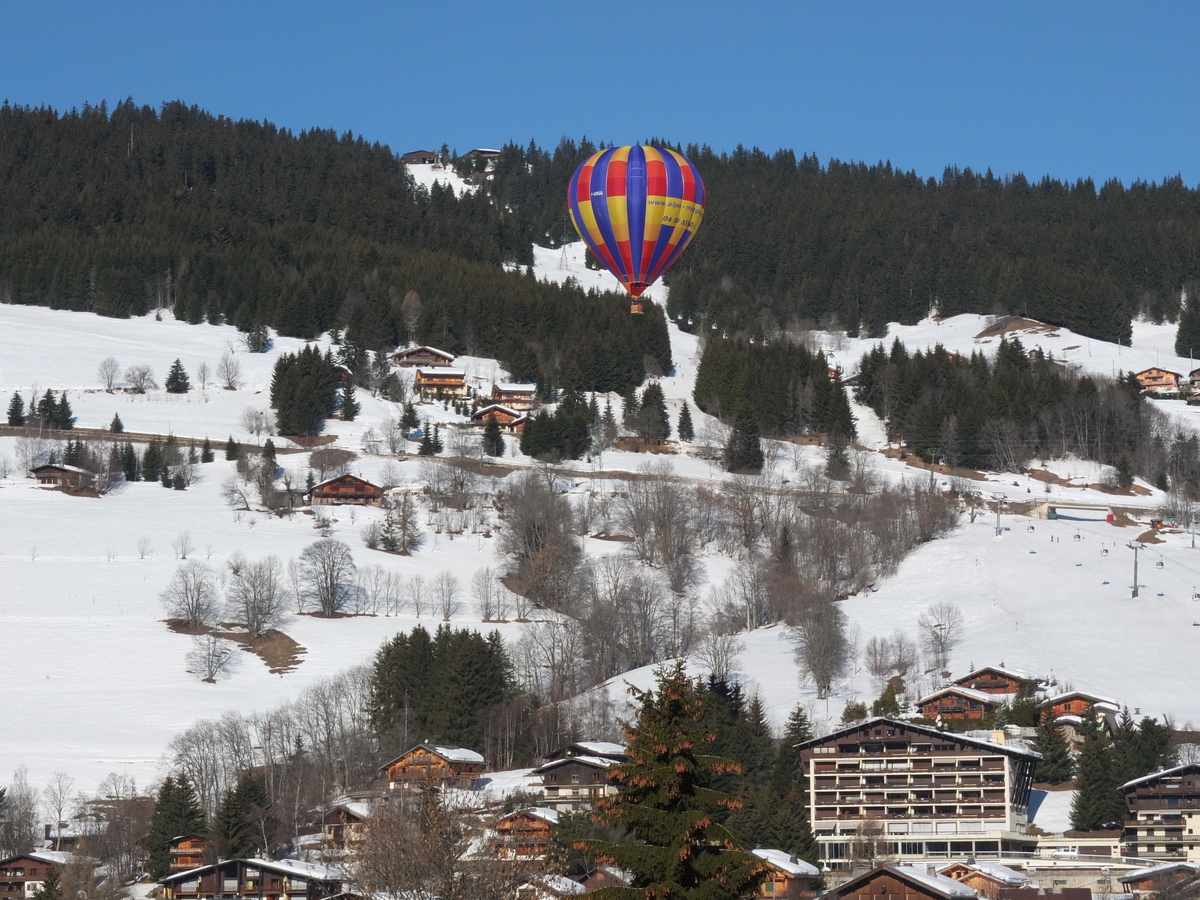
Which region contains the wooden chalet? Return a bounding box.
[307,473,384,507]
[401,150,440,165]
[939,863,1029,900]
[491,382,538,411]
[830,865,978,900]
[380,743,485,791]
[414,366,468,398]
[159,858,342,900]
[1036,691,1118,725]
[463,148,501,164]
[793,718,1041,869]
[168,834,211,872]
[953,667,1035,696]
[389,345,456,368]
[31,464,92,490]
[1121,764,1200,862]
[750,848,821,899]
[322,802,372,849]
[1118,862,1199,894]
[470,404,527,433]
[1134,367,1182,392]
[534,754,622,811]
[494,807,559,858]
[0,853,75,900]
[548,741,628,763]
[917,686,1004,721]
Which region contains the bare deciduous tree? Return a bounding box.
[240,407,274,438]
[172,530,195,560]
[125,365,157,393]
[498,472,581,610]
[216,350,242,389]
[471,567,500,621]
[0,766,41,857]
[917,601,965,674]
[186,634,240,682]
[791,599,850,699]
[433,571,462,620]
[299,539,358,616]
[42,771,75,851]
[310,447,356,480]
[864,635,893,688]
[695,628,745,683]
[160,560,221,628]
[195,360,210,390]
[137,536,152,559]
[227,556,288,638]
[98,357,121,390]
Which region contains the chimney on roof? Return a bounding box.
[927,864,938,876]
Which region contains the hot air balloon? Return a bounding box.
[567,145,705,314]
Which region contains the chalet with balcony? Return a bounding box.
[307,474,384,507]
[1121,764,1200,862]
[831,865,978,900]
[750,849,820,899]
[31,464,93,491]
[414,367,468,398]
[534,755,622,811]
[494,807,559,858]
[168,834,210,872]
[953,667,1036,696]
[491,383,537,411]
[0,853,74,900]
[1134,368,1182,393]
[794,718,1041,869]
[917,686,1004,721]
[380,743,485,791]
[1036,692,1119,730]
[322,802,373,850]
[389,345,456,368]
[939,862,1029,899]
[159,858,341,900]
[1118,862,1199,894]
[470,404,527,433]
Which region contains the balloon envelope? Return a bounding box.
[568,146,705,299]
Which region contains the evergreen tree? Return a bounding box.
[586,662,765,899]
[1031,719,1075,785]
[432,423,444,454]
[602,399,619,447]
[1070,714,1125,830]
[201,437,214,463]
[110,412,124,433]
[225,436,240,461]
[120,442,139,481]
[50,392,74,430]
[418,421,435,456]
[165,359,191,393]
[6,392,24,426]
[636,382,670,440]
[339,380,359,421]
[677,401,695,442]
[212,775,273,860]
[146,776,205,879]
[31,867,61,900]
[824,428,850,480]
[482,416,506,457]
[1176,303,1200,359]
[724,407,764,473]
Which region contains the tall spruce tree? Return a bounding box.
[6,392,24,426]
[724,408,764,473]
[1069,713,1125,830]
[482,416,505,457]
[147,776,206,879]
[586,663,765,899]
[677,401,695,442]
[165,359,191,393]
[1031,719,1075,784]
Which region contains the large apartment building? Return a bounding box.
[1121,764,1200,862]
[793,718,1041,869]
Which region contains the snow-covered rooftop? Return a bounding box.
[918,685,1006,705]
[942,862,1029,885]
[1121,763,1200,790]
[892,866,979,898]
[752,848,819,877]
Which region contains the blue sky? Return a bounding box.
[3,1,1197,186]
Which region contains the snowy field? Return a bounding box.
[2,228,1200,802]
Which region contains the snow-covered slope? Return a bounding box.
[2,242,1198,797]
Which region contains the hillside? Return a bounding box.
[3,233,1199,798]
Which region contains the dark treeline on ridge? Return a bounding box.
[855,335,1200,494]
[5,100,1200,389]
[488,139,1200,346]
[0,100,668,394]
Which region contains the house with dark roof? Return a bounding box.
[380,743,485,791]
[159,858,342,900]
[829,865,978,900]
[1121,764,1200,862]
